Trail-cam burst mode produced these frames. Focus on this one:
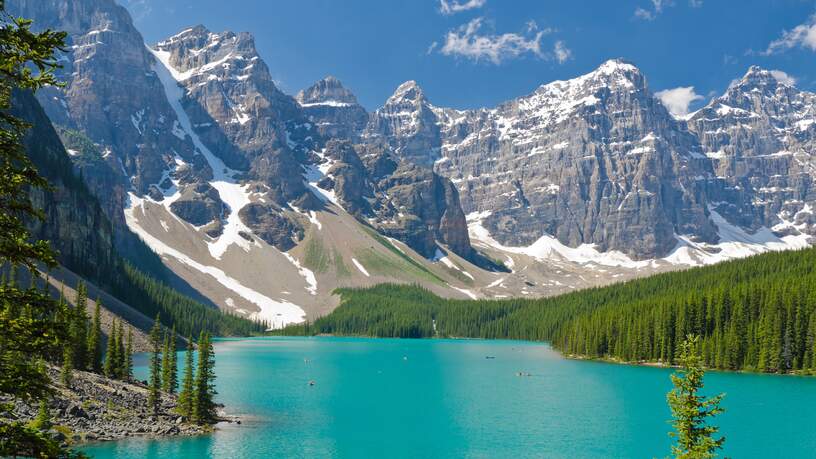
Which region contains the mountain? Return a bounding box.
[8,0,816,329]
[6,4,484,326]
[9,87,261,338]
[687,66,816,237]
[297,76,368,140]
[366,61,721,260]
[364,81,444,167]
[360,60,815,265]
[10,0,192,240]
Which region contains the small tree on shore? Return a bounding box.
[147,314,163,415]
[123,325,133,381]
[87,298,102,372]
[103,319,117,378]
[667,335,726,459]
[60,346,72,386]
[177,335,195,419]
[162,326,178,394]
[29,400,51,431]
[192,332,217,424]
[114,320,125,378]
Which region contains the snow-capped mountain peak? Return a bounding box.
[296,76,360,107]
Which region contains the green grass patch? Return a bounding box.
[360,226,444,284]
[303,237,330,274]
[332,248,351,278]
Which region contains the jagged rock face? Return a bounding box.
[367,61,720,259]
[322,140,374,216]
[364,81,442,167]
[238,203,303,250]
[169,183,225,233]
[7,0,197,248]
[374,160,472,258]
[687,67,816,236]
[297,77,368,140]
[153,26,318,206]
[12,90,116,278]
[318,140,473,259]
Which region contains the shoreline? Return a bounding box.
[1,366,229,448]
[268,333,816,377]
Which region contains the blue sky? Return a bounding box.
[123,0,816,114]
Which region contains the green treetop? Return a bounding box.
[667,335,726,459]
[177,335,195,419]
[147,314,163,415]
[87,298,102,372]
[192,332,217,424]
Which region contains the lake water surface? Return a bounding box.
[81,337,816,458]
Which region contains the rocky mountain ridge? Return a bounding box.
[8,0,816,329]
[354,60,816,261]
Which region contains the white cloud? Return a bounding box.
[526,20,538,33]
[439,18,546,64]
[770,69,797,86]
[655,86,704,118]
[763,14,816,55]
[553,40,572,64]
[439,0,486,15]
[634,0,674,21]
[634,7,656,20]
[689,0,703,7]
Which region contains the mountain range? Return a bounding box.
[7,0,815,328]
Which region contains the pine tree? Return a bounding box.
[29,400,52,431]
[667,335,725,459]
[177,336,195,419]
[103,319,117,378]
[60,345,72,387]
[161,331,171,391]
[147,314,163,415]
[114,320,125,378]
[86,298,102,372]
[162,326,178,394]
[192,332,217,424]
[70,282,88,370]
[123,326,133,381]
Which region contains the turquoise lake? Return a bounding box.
[81,337,816,458]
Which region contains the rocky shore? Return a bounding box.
[1,366,229,447]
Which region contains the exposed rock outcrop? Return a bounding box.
[687,66,816,238]
[297,76,368,140]
[2,367,211,446]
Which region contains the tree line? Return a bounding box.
[282,247,816,375]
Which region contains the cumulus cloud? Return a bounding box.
[763,14,816,55]
[439,18,547,64]
[770,69,797,86]
[439,0,486,15]
[553,40,572,64]
[655,86,704,118]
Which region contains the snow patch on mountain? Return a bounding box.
[125,194,305,328]
[282,252,318,295]
[149,45,255,259]
[467,211,652,269]
[351,258,370,277]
